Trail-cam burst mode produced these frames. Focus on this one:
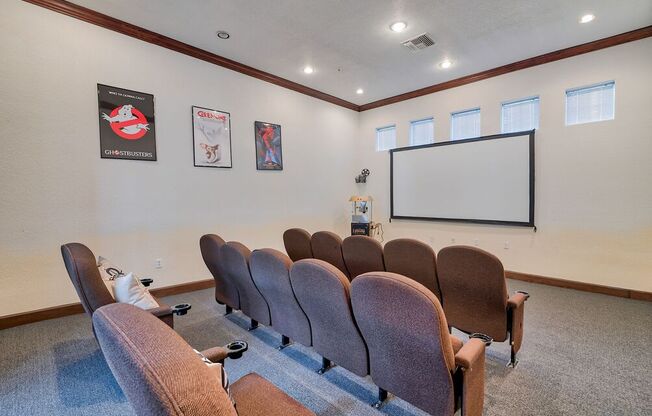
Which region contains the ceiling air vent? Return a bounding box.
[401,33,435,52]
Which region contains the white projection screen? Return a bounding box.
[391,131,535,227]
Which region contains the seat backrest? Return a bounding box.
[219,242,270,325]
[437,246,509,341]
[61,243,115,316]
[351,272,456,415]
[384,238,441,300]
[283,228,313,261]
[341,235,385,278]
[200,234,239,309]
[310,231,349,278]
[93,303,237,416]
[290,259,368,377]
[249,249,312,346]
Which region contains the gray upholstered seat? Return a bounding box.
[93,303,315,416]
[290,259,368,376]
[437,245,529,366]
[310,231,350,278]
[60,242,174,329]
[219,241,271,329]
[283,228,313,261]
[250,248,312,348]
[342,235,385,278]
[351,272,487,415]
[200,234,240,314]
[384,238,442,300]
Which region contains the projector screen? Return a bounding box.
[390,131,535,227]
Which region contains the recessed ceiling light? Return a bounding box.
[303,66,314,74]
[390,21,408,33]
[356,88,364,95]
[216,30,230,39]
[580,14,595,24]
[439,59,453,69]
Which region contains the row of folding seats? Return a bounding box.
[200,233,489,415]
[282,229,530,367]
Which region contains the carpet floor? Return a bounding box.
[0,280,650,415]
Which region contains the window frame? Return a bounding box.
[565,80,615,126]
[409,117,435,146]
[375,124,397,152]
[450,107,481,141]
[501,95,540,133]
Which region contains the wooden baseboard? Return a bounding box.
[506,271,651,301]
[0,278,215,331]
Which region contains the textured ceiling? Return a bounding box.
[70,0,652,104]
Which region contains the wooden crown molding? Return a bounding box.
[359,25,652,111]
[18,2,652,112]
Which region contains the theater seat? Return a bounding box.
[60,242,175,329]
[250,249,312,349]
[437,246,530,367]
[384,238,442,300]
[310,231,350,278]
[283,228,313,261]
[200,234,240,315]
[342,235,385,278]
[93,303,315,416]
[351,272,489,416]
[290,259,368,376]
[219,241,271,330]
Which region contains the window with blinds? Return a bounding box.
[502,96,540,133]
[451,108,481,140]
[409,117,434,146]
[376,125,396,151]
[566,81,615,125]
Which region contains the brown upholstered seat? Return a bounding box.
[200,234,240,314]
[60,242,174,328]
[437,245,529,366]
[219,241,271,329]
[310,231,350,278]
[351,272,487,415]
[283,228,313,261]
[290,259,368,376]
[342,235,385,278]
[93,303,315,416]
[384,238,442,300]
[250,249,312,348]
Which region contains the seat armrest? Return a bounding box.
[146,304,173,318]
[507,291,529,309]
[201,346,230,363]
[455,338,486,370]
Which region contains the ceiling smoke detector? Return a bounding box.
[401,32,435,52]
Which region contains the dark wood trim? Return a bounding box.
[506,271,651,301]
[0,278,215,331]
[359,26,652,111]
[21,0,359,111]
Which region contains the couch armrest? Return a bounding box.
[454,338,487,416]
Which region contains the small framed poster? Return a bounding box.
[97,84,156,161]
[254,121,283,170]
[192,106,232,168]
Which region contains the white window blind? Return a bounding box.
[376,125,396,151]
[409,118,434,146]
[502,97,539,133]
[451,108,481,140]
[566,81,615,125]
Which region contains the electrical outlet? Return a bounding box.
[504,241,510,250]
[428,236,434,244]
[473,239,479,246]
[450,237,456,244]
[155,258,163,269]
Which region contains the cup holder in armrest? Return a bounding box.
[172,303,192,316]
[225,341,248,359]
[516,290,530,300]
[469,333,493,346]
[140,278,154,287]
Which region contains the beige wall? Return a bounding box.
[0,1,358,315]
[357,38,652,292]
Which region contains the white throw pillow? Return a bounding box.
[113,273,159,310]
[97,256,122,299]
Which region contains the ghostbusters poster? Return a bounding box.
[97,84,156,161]
[254,121,283,170]
[192,106,232,168]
